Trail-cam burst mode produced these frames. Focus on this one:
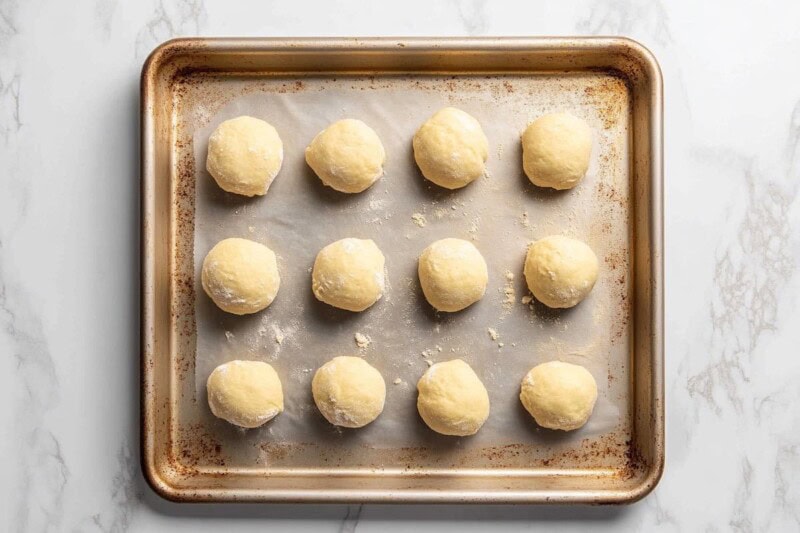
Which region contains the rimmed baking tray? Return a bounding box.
[141,37,663,503]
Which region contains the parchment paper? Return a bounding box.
[191,74,631,451]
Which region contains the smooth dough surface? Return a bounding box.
[206,360,284,428]
[519,361,597,431]
[305,119,386,193]
[416,359,490,436]
[523,235,598,309]
[521,112,592,190]
[312,238,385,312]
[312,356,386,428]
[418,238,488,312]
[206,115,284,196]
[413,107,489,189]
[202,238,280,315]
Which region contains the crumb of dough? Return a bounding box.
[505,270,514,281]
[224,331,234,341]
[521,295,533,305]
[487,327,499,341]
[425,359,434,366]
[498,342,504,348]
[302,368,312,373]
[412,213,427,227]
[393,378,402,385]
[436,345,442,352]
[354,332,371,349]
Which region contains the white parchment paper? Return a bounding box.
[191,74,631,451]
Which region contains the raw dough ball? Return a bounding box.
[305,119,386,193]
[521,112,592,190]
[416,359,490,436]
[519,361,597,431]
[413,107,489,189]
[206,115,284,196]
[312,356,386,428]
[418,238,488,312]
[202,238,280,315]
[312,238,386,312]
[523,235,598,309]
[207,360,284,428]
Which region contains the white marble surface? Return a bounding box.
[2,0,800,531]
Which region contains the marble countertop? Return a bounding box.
[2,0,799,531]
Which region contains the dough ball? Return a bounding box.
[312,238,386,312]
[523,235,598,309]
[305,119,386,193]
[206,116,284,196]
[207,360,284,428]
[202,238,280,315]
[312,356,386,428]
[416,359,490,436]
[519,361,597,431]
[418,238,488,312]
[413,107,489,189]
[521,112,592,190]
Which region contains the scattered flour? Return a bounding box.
[411,213,427,227]
[273,325,285,345]
[501,277,516,311]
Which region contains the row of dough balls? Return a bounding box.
[206,108,593,196]
[207,358,598,434]
[202,235,599,315]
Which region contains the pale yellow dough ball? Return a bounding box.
[523,235,598,309]
[521,112,592,190]
[202,238,280,315]
[305,119,386,193]
[206,115,284,196]
[417,359,490,436]
[413,107,489,189]
[519,361,597,431]
[312,356,386,428]
[312,238,385,312]
[206,360,284,428]
[418,238,488,312]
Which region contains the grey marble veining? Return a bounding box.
[1,0,800,531]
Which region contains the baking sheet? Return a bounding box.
[188,74,631,458]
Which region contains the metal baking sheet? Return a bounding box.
[141,37,664,504]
